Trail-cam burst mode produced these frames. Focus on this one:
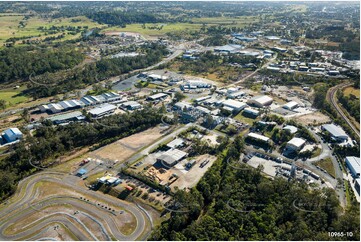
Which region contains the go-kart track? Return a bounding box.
[0,171,152,241]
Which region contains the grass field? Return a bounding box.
[234,111,259,125]
[343,86,360,98]
[0,15,104,46]
[103,16,259,37]
[103,22,203,37]
[314,157,336,178]
[0,85,29,107]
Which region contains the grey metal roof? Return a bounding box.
[322,124,348,138]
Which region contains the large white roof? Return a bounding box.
[222,99,247,109]
[287,137,306,148]
[247,132,270,142]
[250,95,273,105]
[322,124,348,138]
[283,101,299,109]
[88,103,116,116]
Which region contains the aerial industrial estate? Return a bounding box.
[0,1,359,241]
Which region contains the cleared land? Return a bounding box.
[0,15,104,46]
[296,111,331,126]
[314,157,336,178]
[0,86,29,108]
[90,126,164,162]
[343,86,360,98]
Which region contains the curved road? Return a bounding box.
[0,171,151,241]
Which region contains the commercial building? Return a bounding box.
[243,107,260,118]
[195,106,211,115]
[47,111,85,124]
[81,96,96,106]
[181,80,212,90]
[283,125,298,134]
[321,124,349,142]
[157,149,188,167]
[283,101,299,110]
[147,74,168,81]
[222,99,247,113]
[166,138,185,149]
[173,102,193,111]
[214,44,243,54]
[48,103,64,114]
[121,101,142,110]
[345,156,360,178]
[88,103,117,118]
[246,132,270,143]
[2,128,23,143]
[227,91,245,99]
[286,137,306,151]
[147,93,168,101]
[265,36,280,41]
[247,95,273,108]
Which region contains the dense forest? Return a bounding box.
[88,11,160,26]
[27,42,169,98]
[150,137,360,241]
[0,107,162,200]
[0,46,84,83]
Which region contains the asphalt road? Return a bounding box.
[0,171,151,241]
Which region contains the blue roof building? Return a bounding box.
[2,128,23,143]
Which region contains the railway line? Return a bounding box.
[327,82,360,139]
[0,171,151,241]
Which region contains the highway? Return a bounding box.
[327,82,360,139]
[0,171,152,241]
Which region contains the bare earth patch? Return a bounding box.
[90,126,164,162]
[296,111,331,125]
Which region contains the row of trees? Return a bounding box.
[151,136,360,241]
[0,107,163,200]
[337,90,360,122]
[0,45,84,83]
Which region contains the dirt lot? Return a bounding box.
[90,126,164,162]
[296,111,331,126]
[170,154,217,190]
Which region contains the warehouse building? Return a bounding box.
[147,93,168,101]
[47,111,85,124]
[214,44,243,54]
[243,107,260,118]
[157,149,188,167]
[321,124,349,142]
[166,138,185,149]
[286,137,306,151]
[283,101,299,110]
[181,80,212,90]
[222,99,247,113]
[121,101,142,110]
[195,106,211,115]
[246,132,270,143]
[247,95,273,108]
[81,96,96,106]
[88,103,117,118]
[345,156,360,178]
[173,102,193,111]
[283,125,298,134]
[227,91,245,99]
[2,128,23,143]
